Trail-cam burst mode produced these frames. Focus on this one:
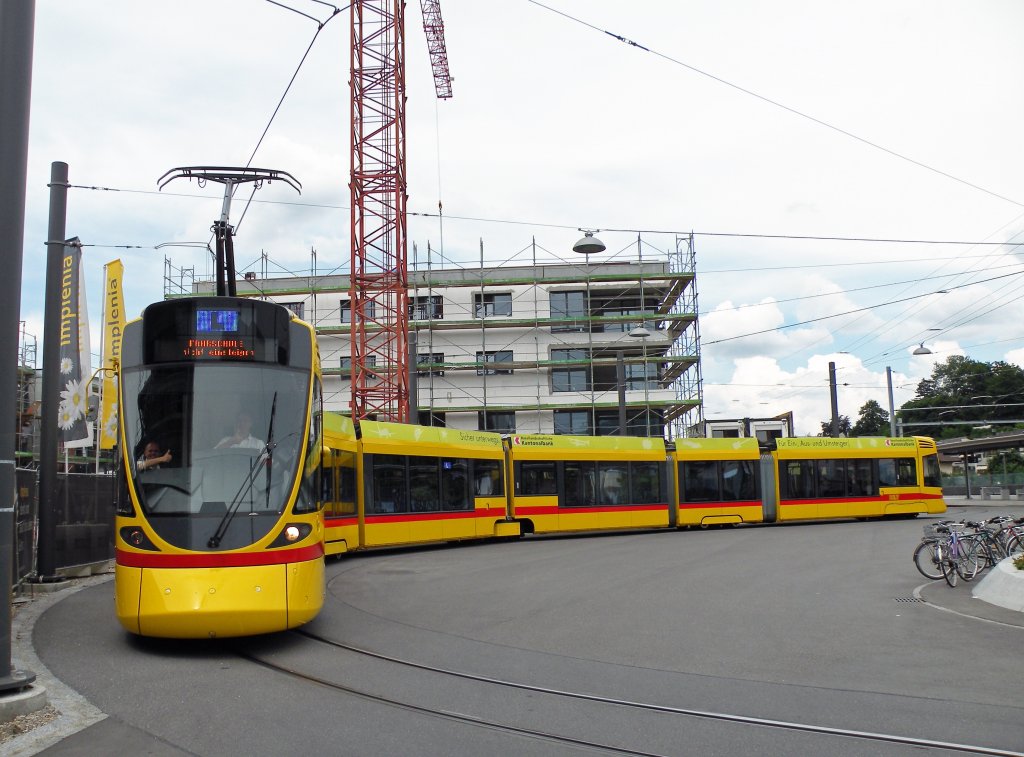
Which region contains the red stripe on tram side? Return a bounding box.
[364,509,500,525]
[116,543,324,569]
[324,515,358,528]
[513,503,668,516]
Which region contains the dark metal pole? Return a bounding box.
[828,361,840,437]
[407,331,418,423]
[616,351,626,436]
[38,163,68,579]
[963,452,972,500]
[886,366,897,437]
[0,0,37,691]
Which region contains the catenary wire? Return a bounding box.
[526,0,1024,210]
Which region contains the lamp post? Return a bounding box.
[629,326,651,436]
[886,367,897,436]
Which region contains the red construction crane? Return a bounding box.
[419,0,453,99]
[349,0,452,422]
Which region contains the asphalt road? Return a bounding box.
[15,497,1024,756]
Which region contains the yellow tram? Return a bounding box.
[673,435,946,527]
[114,297,324,638]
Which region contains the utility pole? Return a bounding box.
[828,361,840,437]
[0,0,38,693]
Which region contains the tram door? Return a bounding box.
[759,454,778,523]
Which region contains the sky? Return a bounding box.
[18,0,1024,435]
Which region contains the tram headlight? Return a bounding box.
[118,526,157,551]
[268,523,313,548]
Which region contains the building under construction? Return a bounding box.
[171,234,704,438]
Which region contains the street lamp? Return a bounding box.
[572,230,606,255]
[629,326,651,436]
[912,343,933,355]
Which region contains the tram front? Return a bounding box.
[114,298,324,638]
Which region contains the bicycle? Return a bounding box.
[933,523,975,587]
[961,520,1008,575]
[913,521,952,581]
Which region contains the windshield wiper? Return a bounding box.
[264,393,277,511]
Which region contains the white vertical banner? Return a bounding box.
[58,239,94,448]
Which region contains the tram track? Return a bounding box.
[235,628,1024,757]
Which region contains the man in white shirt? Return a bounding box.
[216,411,265,450]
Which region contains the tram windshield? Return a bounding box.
[122,362,312,550]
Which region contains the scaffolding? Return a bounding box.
[167,233,705,437]
[17,321,38,464]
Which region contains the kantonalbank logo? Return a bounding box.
[513,436,554,447]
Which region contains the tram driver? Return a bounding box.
[215,411,266,450]
[136,440,172,472]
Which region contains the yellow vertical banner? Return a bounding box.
[99,260,124,449]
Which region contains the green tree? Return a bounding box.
[851,399,890,437]
[986,450,1024,475]
[899,356,1024,439]
[819,415,852,437]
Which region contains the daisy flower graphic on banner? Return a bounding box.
[59,379,87,421]
[59,357,73,374]
[57,402,76,431]
[103,405,119,438]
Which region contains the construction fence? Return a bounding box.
[14,469,116,584]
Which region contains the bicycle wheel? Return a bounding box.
[913,540,944,580]
[956,538,983,581]
[938,543,958,587]
[1006,535,1024,559]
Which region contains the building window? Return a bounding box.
[340,300,374,323]
[418,411,446,427]
[624,361,659,391]
[282,302,304,320]
[554,409,591,435]
[474,292,512,318]
[476,350,513,375]
[550,290,587,332]
[340,354,375,379]
[409,295,443,321]
[479,411,515,433]
[551,348,589,392]
[416,352,444,377]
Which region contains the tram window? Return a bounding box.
[519,462,557,496]
[720,460,757,501]
[630,462,661,504]
[564,461,596,507]
[783,461,815,499]
[409,457,440,512]
[682,461,719,502]
[441,459,470,511]
[923,455,942,487]
[474,460,503,497]
[321,467,335,508]
[897,458,917,486]
[878,459,896,487]
[816,459,846,498]
[879,458,917,487]
[325,452,356,517]
[371,454,406,513]
[598,462,628,506]
[847,459,873,496]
